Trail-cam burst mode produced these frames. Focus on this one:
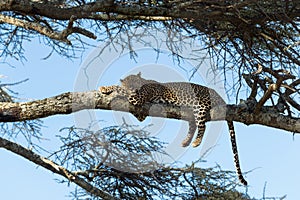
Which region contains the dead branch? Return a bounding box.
[0,136,119,200]
[241,64,297,114]
[284,79,300,111]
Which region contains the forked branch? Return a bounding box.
[243,64,297,115]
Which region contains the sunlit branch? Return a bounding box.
[0,89,298,133]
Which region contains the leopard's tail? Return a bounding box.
[227,121,248,186]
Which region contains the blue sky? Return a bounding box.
[0,36,299,199]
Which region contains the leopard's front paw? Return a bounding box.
[99,86,116,94]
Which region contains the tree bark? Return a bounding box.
[2,0,300,21]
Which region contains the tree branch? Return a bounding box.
[0,13,96,44]
[0,88,299,133]
[0,136,120,200]
[3,0,300,22]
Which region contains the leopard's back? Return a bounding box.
[121,73,225,108]
[162,82,211,106]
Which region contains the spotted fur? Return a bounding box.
[100,72,247,185]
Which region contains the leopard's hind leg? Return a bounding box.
[191,104,209,147]
[181,118,197,147]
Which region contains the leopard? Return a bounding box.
[99,72,247,185]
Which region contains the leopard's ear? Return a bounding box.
[137,72,142,77]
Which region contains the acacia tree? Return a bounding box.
[0,0,299,199]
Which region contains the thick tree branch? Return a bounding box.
[1,0,119,20]
[2,0,300,22]
[0,88,299,133]
[0,136,119,200]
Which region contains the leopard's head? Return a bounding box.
[120,72,156,90]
